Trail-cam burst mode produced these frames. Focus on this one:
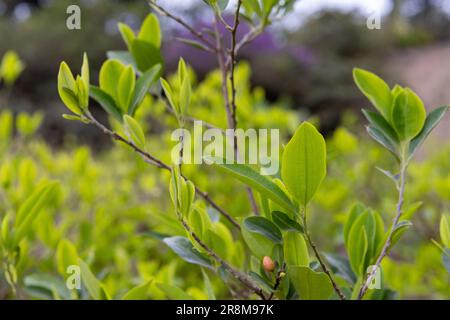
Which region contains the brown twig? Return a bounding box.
[147,1,216,52]
[84,112,240,230]
[268,263,285,300]
[180,218,266,299]
[302,210,347,300]
[358,164,407,299]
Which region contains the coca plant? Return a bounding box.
[56,1,448,300]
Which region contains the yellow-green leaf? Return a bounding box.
[281,122,326,206]
[117,66,136,112]
[392,88,426,141]
[123,115,145,150]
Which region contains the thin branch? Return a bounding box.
[358,164,407,300]
[179,218,266,299]
[225,26,263,68]
[268,263,285,300]
[84,112,240,230]
[229,0,242,132]
[147,1,216,52]
[302,210,347,300]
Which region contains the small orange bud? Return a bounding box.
[262,256,275,272]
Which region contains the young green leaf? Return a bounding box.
[347,223,368,276]
[56,239,78,275]
[123,115,146,150]
[366,125,399,158]
[81,52,90,97]
[440,214,450,248]
[117,66,136,112]
[14,182,59,243]
[138,14,162,48]
[58,62,81,115]
[161,78,179,114]
[284,231,309,266]
[281,122,327,207]
[391,88,426,141]
[344,203,366,248]
[201,269,216,300]
[78,258,111,300]
[99,59,125,101]
[353,68,393,121]
[118,22,136,50]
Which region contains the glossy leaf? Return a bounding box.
[391,89,426,141]
[118,22,135,50]
[271,211,303,233]
[163,236,213,269]
[205,157,297,216]
[281,122,327,206]
[243,217,282,243]
[284,231,309,266]
[99,59,125,101]
[353,68,392,120]
[58,62,81,115]
[288,266,333,300]
[130,40,163,73]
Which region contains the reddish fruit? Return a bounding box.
[262,256,275,272]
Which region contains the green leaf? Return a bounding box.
[353,68,393,120]
[0,50,25,85]
[205,157,297,216]
[138,14,161,48]
[56,239,78,275]
[281,122,326,206]
[409,105,449,158]
[163,236,213,269]
[248,271,275,293]
[243,216,282,243]
[81,52,90,98]
[242,224,276,259]
[130,39,163,73]
[362,109,399,148]
[118,22,135,50]
[366,125,399,158]
[324,254,357,285]
[388,220,412,251]
[179,74,191,115]
[161,78,179,114]
[78,258,111,300]
[271,211,303,233]
[117,66,135,112]
[106,51,137,69]
[99,59,125,101]
[201,269,216,300]
[288,266,333,300]
[440,214,450,248]
[156,283,193,300]
[284,231,309,266]
[14,182,59,243]
[122,280,152,300]
[123,115,146,150]
[391,88,426,141]
[347,223,368,277]
[129,65,161,116]
[344,203,366,248]
[89,86,123,122]
[58,62,81,115]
